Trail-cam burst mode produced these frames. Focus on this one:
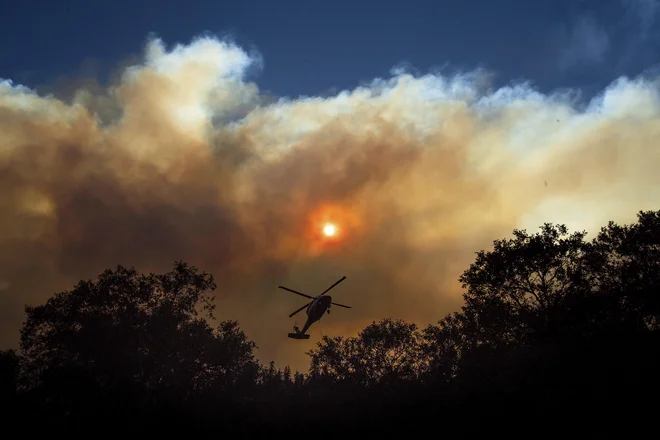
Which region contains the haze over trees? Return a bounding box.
[2,210,658,434]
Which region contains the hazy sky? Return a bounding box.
[1,0,660,372]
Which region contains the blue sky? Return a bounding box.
[2,0,659,100]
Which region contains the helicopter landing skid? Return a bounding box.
[288,333,310,339]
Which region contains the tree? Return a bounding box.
[583,210,660,332]
[418,312,465,383]
[457,223,591,347]
[0,349,20,400]
[293,370,305,388]
[18,261,258,414]
[438,212,660,401]
[307,318,424,387]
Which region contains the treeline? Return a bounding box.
[1,210,659,434]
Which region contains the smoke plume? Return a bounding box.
[1,35,659,371]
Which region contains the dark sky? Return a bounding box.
[2,0,659,100]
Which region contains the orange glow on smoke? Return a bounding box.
[306,202,363,254]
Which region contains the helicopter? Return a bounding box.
[277,275,351,339]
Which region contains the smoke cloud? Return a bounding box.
[1,35,659,371]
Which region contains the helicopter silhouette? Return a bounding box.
[277,276,351,339]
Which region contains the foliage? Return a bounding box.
[17,261,258,413]
[307,318,424,386]
[3,210,660,432]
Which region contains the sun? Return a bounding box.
[322,222,337,237]
[305,202,362,253]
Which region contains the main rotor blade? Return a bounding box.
[318,276,346,297]
[289,302,311,318]
[331,302,351,309]
[278,286,314,300]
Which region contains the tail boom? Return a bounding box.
[288,321,312,340]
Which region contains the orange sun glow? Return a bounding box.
[322,223,338,237]
[303,202,364,255]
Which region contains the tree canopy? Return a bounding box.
[17,261,259,421]
[2,210,659,434]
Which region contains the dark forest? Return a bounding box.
[2,210,658,435]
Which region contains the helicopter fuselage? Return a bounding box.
[296,295,332,335]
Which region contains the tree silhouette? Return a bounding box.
[0,349,19,400]
[4,210,660,433]
[438,211,660,406]
[583,210,660,332]
[418,312,464,384]
[307,318,424,386]
[17,261,258,422]
[457,223,591,347]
